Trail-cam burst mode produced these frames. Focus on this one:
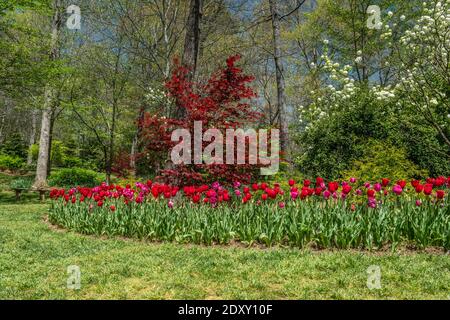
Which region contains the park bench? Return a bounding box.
[10,178,49,201]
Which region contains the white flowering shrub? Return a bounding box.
[300,0,449,147]
[295,0,450,178]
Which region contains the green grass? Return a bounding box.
[0,202,449,299]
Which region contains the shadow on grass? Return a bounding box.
[0,191,47,205]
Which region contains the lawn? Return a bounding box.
[0,200,449,300]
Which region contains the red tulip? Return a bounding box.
[415,184,424,193]
[397,180,407,189]
[424,183,433,196]
[436,190,445,199]
[342,185,352,195]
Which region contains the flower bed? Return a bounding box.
[48,177,450,250]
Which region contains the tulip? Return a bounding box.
[393,185,403,195]
[436,190,445,200]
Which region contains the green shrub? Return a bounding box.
[30,141,84,168]
[10,177,33,190]
[50,140,67,167]
[62,156,83,168]
[49,168,103,187]
[0,154,25,171]
[29,144,39,162]
[343,139,428,182]
[0,133,27,159]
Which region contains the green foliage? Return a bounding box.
[30,141,85,168]
[29,143,39,161]
[48,168,103,187]
[295,88,450,179]
[50,140,66,167]
[1,133,27,159]
[343,140,428,182]
[295,91,384,179]
[10,176,33,190]
[0,154,25,171]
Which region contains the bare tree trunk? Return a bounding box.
[106,99,117,185]
[130,107,145,177]
[182,0,203,79]
[174,0,203,119]
[27,109,38,166]
[33,0,61,189]
[268,0,290,161]
[47,112,55,176]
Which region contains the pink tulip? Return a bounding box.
[393,185,403,196]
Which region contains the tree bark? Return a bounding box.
[46,111,55,176]
[130,107,145,177]
[27,109,38,166]
[33,0,61,189]
[174,0,203,119]
[268,0,290,161]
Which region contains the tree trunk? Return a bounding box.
[268,0,290,161]
[33,0,61,189]
[130,107,145,177]
[174,0,203,119]
[46,112,55,176]
[27,109,38,166]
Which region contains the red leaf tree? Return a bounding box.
[140,55,263,185]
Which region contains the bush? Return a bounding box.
[0,154,25,171]
[294,88,450,179]
[0,133,27,159]
[62,156,83,168]
[49,168,103,187]
[30,141,85,169]
[10,177,33,190]
[342,139,428,182]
